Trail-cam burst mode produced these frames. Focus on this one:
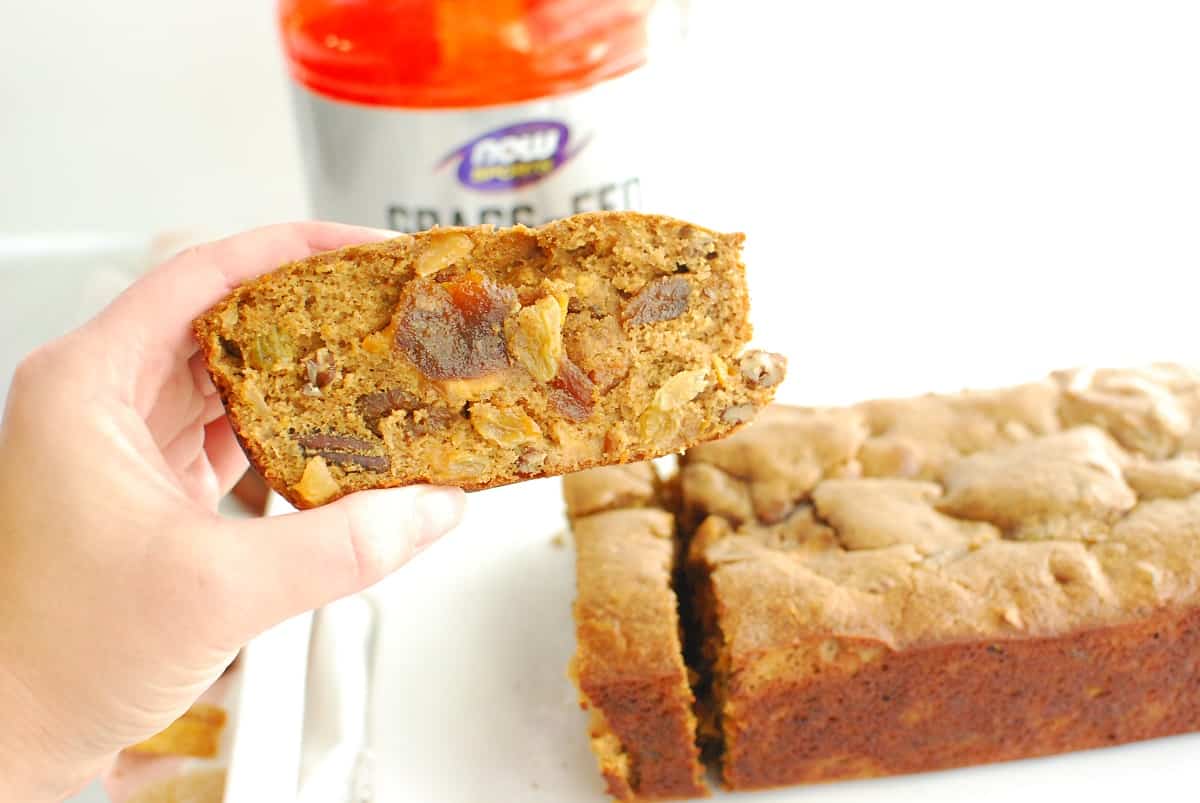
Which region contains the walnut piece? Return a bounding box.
[739,350,787,388]
[721,403,757,425]
[414,231,474,278]
[507,294,565,383]
[621,276,691,326]
[470,402,543,446]
[293,456,340,506]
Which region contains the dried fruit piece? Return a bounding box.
[245,326,295,372]
[431,448,492,483]
[293,456,340,506]
[243,379,277,435]
[507,295,566,383]
[654,368,711,410]
[219,304,239,329]
[621,276,691,326]
[549,355,596,422]
[639,406,677,441]
[711,354,731,388]
[739,350,787,388]
[414,231,475,277]
[564,316,629,393]
[357,388,423,435]
[393,271,517,380]
[361,322,396,355]
[470,402,543,446]
[638,369,710,441]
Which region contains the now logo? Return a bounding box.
[440,120,583,191]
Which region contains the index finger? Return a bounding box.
[95,222,398,411]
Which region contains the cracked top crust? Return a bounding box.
[680,365,1200,654]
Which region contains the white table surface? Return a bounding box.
[3,1,1198,801]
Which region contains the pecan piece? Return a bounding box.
[621,276,691,326]
[301,348,340,397]
[296,432,389,473]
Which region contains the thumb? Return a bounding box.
[217,486,465,638]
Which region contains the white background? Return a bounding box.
[2,1,1199,801]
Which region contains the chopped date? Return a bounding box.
[357,388,455,437]
[393,272,517,380]
[549,355,595,422]
[357,388,423,435]
[621,276,691,327]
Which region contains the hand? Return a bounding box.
[0,223,466,800]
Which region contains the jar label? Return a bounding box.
[290,70,650,232]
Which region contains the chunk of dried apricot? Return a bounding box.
[393,271,517,380]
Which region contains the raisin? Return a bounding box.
[393,271,517,380]
[621,276,691,326]
[549,355,595,422]
[219,336,243,361]
[245,326,295,372]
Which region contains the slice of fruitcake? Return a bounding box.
[193,212,785,508]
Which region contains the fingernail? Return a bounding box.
[365,228,410,241]
[415,487,466,549]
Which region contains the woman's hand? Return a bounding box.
[0,223,465,800]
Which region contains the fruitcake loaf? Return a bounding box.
[193,212,785,508]
[679,365,1200,790]
[566,464,708,801]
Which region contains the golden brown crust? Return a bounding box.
[128,703,227,759]
[679,364,1200,790]
[567,467,708,800]
[194,212,783,508]
[719,607,1200,788]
